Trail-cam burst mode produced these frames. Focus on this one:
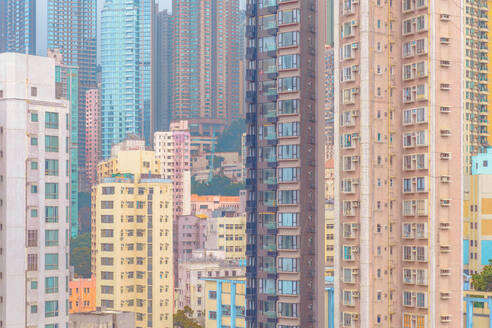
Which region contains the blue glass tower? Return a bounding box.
[1,0,36,54]
[101,0,153,158]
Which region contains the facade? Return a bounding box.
[0,53,70,328]
[334,0,463,325]
[324,45,335,158]
[204,277,246,328]
[191,194,240,217]
[244,0,325,326]
[154,9,173,132]
[172,0,242,123]
[85,88,101,187]
[69,310,135,328]
[2,0,36,54]
[100,0,153,158]
[463,0,488,174]
[49,49,80,237]
[154,120,191,218]
[92,143,174,328]
[69,277,96,313]
[47,0,98,175]
[176,251,245,325]
[206,215,246,260]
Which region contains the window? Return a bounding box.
[31,87,37,97]
[31,137,38,146]
[209,311,217,319]
[28,254,38,271]
[278,280,298,295]
[278,258,298,272]
[45,136,59,152]
[278,54,299,70]
[45,230,58,246]
[45,300,59,318]
[208,290,217,299]
[45,112,59,129]
[278,235,298,249]
[31,112,38,122]
[278,190,299,205]
[45,183,58,199]
[101,229,113,237]
[101,201,114,209]
[102,187,115,195]
[278,31,299,47]
[101,257,114,266]
[45,253,58,270]
[31,280,38,289]
[101,285,114,294]
[278,122,299,137]
[45,206,58,223]
[278,212,298,227]
[27,230,38,247]
[278,145,299,160]
[31,161,38,169]
[45,277,58,293]
[101,215,114,223]
[30,305,37,313]
[278,77,299,92]
[278,302,298,317]
[278,99,299,114]
[101,271,114,280]
[101,243,114,251]
[278,9,300,24]
[45,159,59,176]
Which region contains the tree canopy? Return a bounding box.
[191,175,244,196]
[215,119,246,153]
[472,260,492,291]
[173,306,202,328]
[70,232,91,278]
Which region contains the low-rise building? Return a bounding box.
[203,277,246,328]
[191,194,240,217]
[69,310,135,328]
[69,276,96,313]
[206,215,246,260]
[176,250,245,326]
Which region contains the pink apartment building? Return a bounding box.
[154,120,191,219]
[85,88,100,187]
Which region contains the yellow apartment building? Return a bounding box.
[325,202,335,277]
[206,215,246,260]
[204,277,246,328]
[92,140,174,328]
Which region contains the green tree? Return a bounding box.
[70,232,91,278]
[215,119,246,152]
[472,260,492,291]
[173,306,202,328]
[191,175,244,196]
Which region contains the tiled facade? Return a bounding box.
[85,88,101,187]
[172,0,242,123]
[92,144,174,328]
[334,0,463,324]
[154,120,191,219]
[244,0,325,326]
[0,53,70,328]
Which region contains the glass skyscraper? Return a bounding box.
[47,0,97,186]
[1,0,36,54]
[101,0,153,158]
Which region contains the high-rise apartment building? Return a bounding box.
[47,0,98,178]
[244,0,325,327]
[0,53,70,328]
[85,88,101,187]
[334,0,463,325]
[154,120,191,218]
[154,9,173,132]
[92,140,174,328]
[100,0,153,158]
[1,0,36,54]
[49,49,80,237]
[172,0,242,123]
[324,45,335,159]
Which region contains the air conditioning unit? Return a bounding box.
[352,246,360,254]
[352,268,360,275]
[351,19,359,27]
[440,152,451,160]
[439,222,450,230]
[351,88,360,94]
[440,129,451,137]
[440,106,451,113]
[351,155,360,162]
[352,42,359,49]
[352,291,360,298]
[440,176,451,183]
[440,245,451,252]
[351,65,359,72]
[352,313,359,320]
[351,223,359,230]
[352,200,360,208]
[352,178,360,185]
[440,268,451,276]
[352,110,360,117]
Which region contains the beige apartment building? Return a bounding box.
[92,140,174,328]
[334,0,463,326]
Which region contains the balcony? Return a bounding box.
[246,156,256,168]
[266,27,278,36]
[246,244,257,256]
[245,112,256,124]
[246,47,257,60]
[245,134,256,146]
[246,91,257,104]
[246,309,257,320]
[266,5,278,14]
[246,4,256,17]
[246,222,257,234]
[262,242,276,252]
[246,200,257,211]
[246,25,257,39]
[246,69,257,82]
[267,138,278,146]
[267,50,277,58]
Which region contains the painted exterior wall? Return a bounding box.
[92,146,174,328]
[204,278,246,328]
[0,52,70,328]
[191,195,240,217]
[85,88,100,187]
[69,277,96,313]
[206,215,246,260]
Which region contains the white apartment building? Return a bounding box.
[0,53,70,328]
